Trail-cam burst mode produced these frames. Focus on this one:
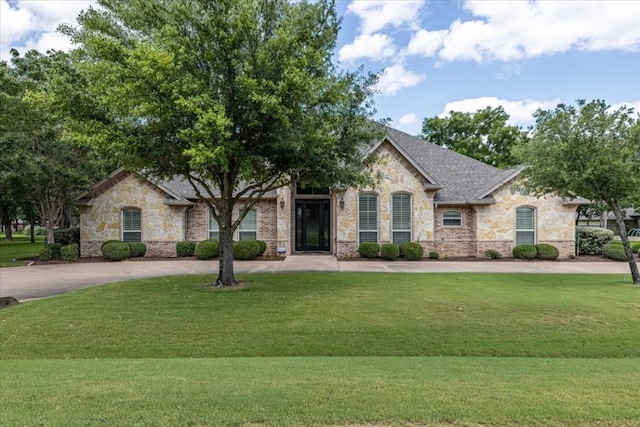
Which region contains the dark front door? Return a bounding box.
[295,200,330,251]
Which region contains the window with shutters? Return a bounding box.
[392,192,412,244]
[515,206,536,245]
[238,209,257,240]
[122,208,142,242]
[358,193,378,243]
[443,210,462,227]
[209,210,219,240]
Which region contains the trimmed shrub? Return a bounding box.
[102,240,124,249]
[127,242,147,258]
[610,240,640,253]
[39,246,52,261]
[233,240,261,260]
[101,242,131,261]
[195,240,219,260]
[47,243,63,259]
[380,243,399,261]
[428,251,440,259]
[61,244,79,262]
[512,244,537,260]
[256,240,267,256]
[485,249,502,259]
[602,243,628,261]
[535,243,559,260]
[398,242,411,257]
[54,227,80,246]
[358,242,380,259]
[402,242,424,261]
[176,241,197,257]
[576,227,614,255]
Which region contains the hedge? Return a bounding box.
[358,242,380,259]
[602,244,628,261]
[195,240,219,260]
[54,227,80,246]
[535,244,559,260]
[484,249,502,259]
[47,243,63,259]
[576,227,614,255]
[513,244,537,259]
[401,242,424,261]
[101,242,131,261]
[39,247,52,261]
[61,244,79,262]
[428,251,439,259]
[380,244,399,261]
[233,240,261,260]
[176,241,197,257]
[102,240,124,249]
[256,240,267,256]
[127,242,147,258]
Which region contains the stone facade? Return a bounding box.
[336,141,436,258]
[474,179,578,257]
[78,140,580,259]
[78,173,187,257]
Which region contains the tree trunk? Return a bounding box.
[599,211,608,229]
[216,202,236,286]
[30,217,36,243]
[2,208,12,241]
[45,217,55,244]
[610,199,640,284]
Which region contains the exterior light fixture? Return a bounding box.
[339,198,345,209]
[280,198,285,209]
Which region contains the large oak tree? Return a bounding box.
[64,0,381,285]
[516,100,640,284]
[420,106,528,168]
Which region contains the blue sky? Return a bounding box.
[2,0,639,135]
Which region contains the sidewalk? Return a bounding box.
[0,255,632,301]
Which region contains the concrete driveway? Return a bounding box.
[0,255,632,301]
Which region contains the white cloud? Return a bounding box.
[610,101,640,114]
[408,0,640,63]
[394,113,421,134]
[338,33,397,64]
[346,0,424,35]
[439,97,561,126]
[375,64,425,96]
[1,0,94,61]
[398,113,419,126]
[406,29,446,57]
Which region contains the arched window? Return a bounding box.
[359,193,378,243]
[515,206,536,245]
[443,210,462,227]
[122,208,142,242]
[392,193,412,244]
[209,210,219,240]
[239,209,257,240]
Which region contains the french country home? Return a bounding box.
[74,127,582,258]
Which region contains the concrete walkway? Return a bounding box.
[0,255,632,301]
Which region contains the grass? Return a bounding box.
[0,233,45,267]
[2,272,640,426]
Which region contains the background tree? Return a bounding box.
[420,106,528,168]
[64,0,381,285]
[2,50,106,244]
[516,100,640,284]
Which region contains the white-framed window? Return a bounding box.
[209,209,219,240]
[516,206,536,245]
[392,192,412,244]
[239,209,257,240]
[359,193,378,243]
[122,208,142,242]
[443,210,463,227]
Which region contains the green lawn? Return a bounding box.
[0,233,45,267]
[2,272,640,426]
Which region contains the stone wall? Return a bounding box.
[336,141,436,257]
[79,173,186,257]
[475,179,578,257]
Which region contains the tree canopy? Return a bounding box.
[516,99,640,284]
[1,50,106,243]
[420,106,528,168]
[64,0,382,285]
